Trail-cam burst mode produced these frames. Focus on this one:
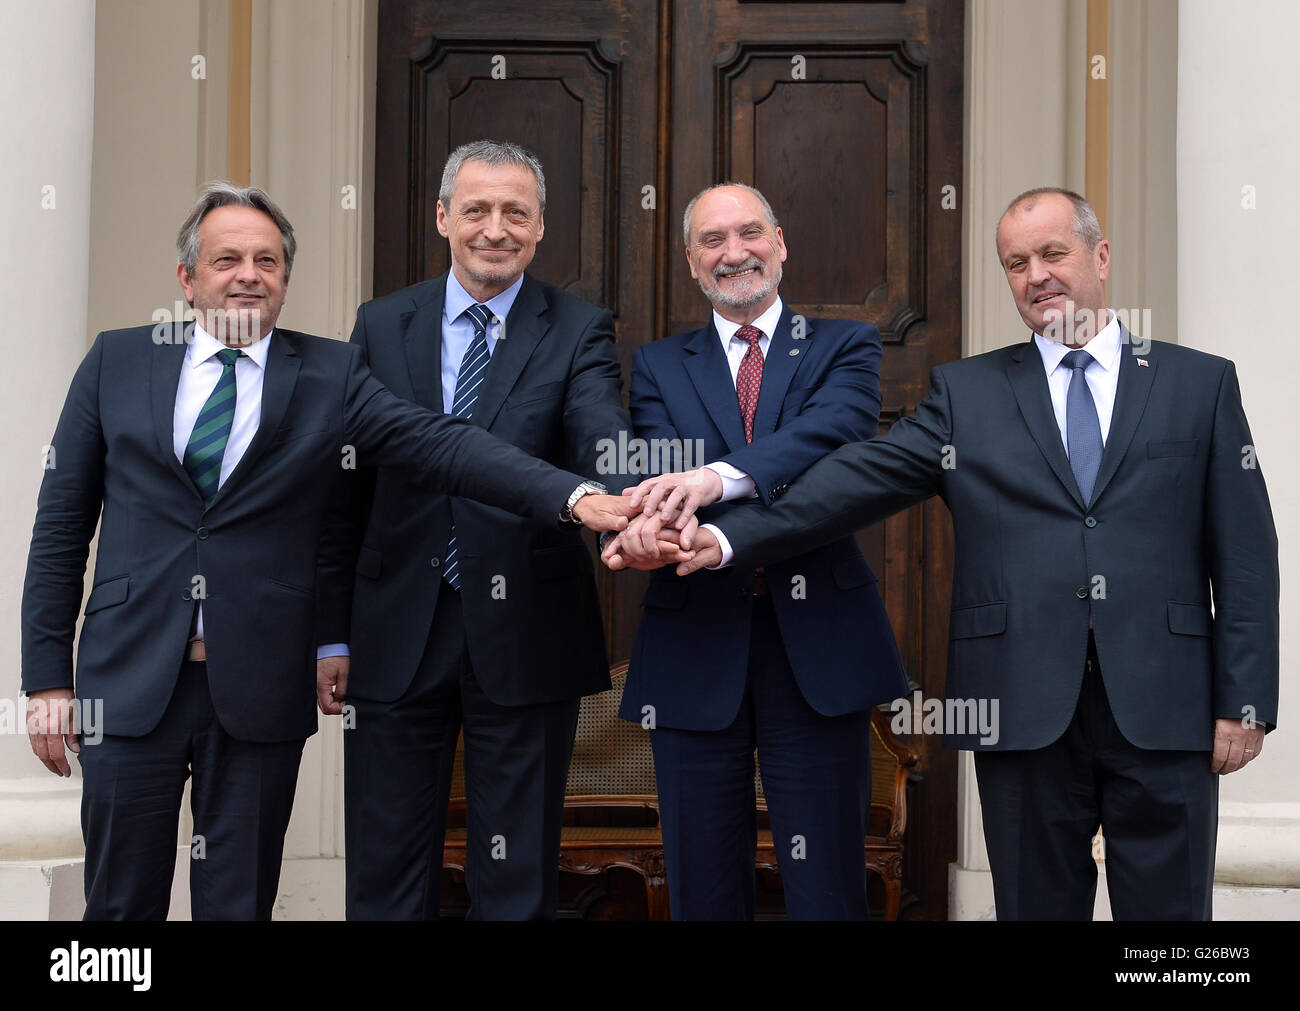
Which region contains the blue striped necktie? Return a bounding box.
[442,303,494,590]
[1062,348,1103,504]
[184,347,243,506]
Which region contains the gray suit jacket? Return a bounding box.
[718,334,1280,750]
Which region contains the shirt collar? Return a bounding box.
[713,296,785,347]
[188,319,273,369]
[444,269,525,329]
[1033,309,1122,374]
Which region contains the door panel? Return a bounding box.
[375,0,963,920]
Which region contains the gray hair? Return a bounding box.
[682,182,780,248]
[998,186,1103,255]
[439,139,546,211]
[177,181,297,278]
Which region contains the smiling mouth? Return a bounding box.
[1033,293,1064,305]
[718,267,758,280]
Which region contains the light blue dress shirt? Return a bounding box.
[317,271,524,661]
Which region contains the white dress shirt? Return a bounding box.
[1033,308,1121,451]
[700,296,785,500]
[175,322,272,638]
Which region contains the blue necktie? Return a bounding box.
[442,303,494,590]
[1062,349,1103,504]
[184,347,243,506]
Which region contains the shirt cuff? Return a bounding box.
[703,462,757,502]
[700,523,734,568]
[317,643,350,660]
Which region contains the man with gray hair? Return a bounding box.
[21,181,633,920]
[316,139,633,919]
[599,182,907,919]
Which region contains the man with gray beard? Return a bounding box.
[600,183,907,919]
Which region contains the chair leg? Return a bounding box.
[643,851,670,921]
[883,877,901,921]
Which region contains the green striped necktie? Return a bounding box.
[183,347,243,506]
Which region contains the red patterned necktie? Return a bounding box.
[734,324,765,443]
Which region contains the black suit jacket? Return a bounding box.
[718,335,1279,751]
[315,273,630,706]
[20,323,583,742]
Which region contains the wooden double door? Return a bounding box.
[374,0,963,920]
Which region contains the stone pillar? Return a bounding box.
[0,0,98,919]
[1176,0,1300,917]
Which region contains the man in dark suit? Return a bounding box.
[315,140,632,920]
[658,188,1280,920]
[600,183,908,920]
[21,182,632,921]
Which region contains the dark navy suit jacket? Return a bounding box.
[618,305,908,731]
[20,323,583,742]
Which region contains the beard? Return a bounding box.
[699,256,782,310]
[460,244,526,290]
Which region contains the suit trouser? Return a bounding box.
[650,594,872,921]
[77,659,305,920]
[974,633,1218,920]
[344,586,580,920]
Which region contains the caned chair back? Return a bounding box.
[448,661,657,802]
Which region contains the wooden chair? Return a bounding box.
[442,661,669,919]
[442,661,920,920]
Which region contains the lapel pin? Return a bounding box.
[1136,358,1149,367]
[788,348,800,357]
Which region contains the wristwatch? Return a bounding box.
[560,480,607,525]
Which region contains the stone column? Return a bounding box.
[0,0,97,919]
[1176,0,1300,917]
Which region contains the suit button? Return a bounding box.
[1084,516,1097,528]
[1075,586,1088,599]
[430,557,440,568]
[197,526,209,540]
[181,588,192,600]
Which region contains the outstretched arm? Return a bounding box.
[680,366,957,574]
[342,348,635,532]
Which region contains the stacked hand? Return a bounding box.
[572,493,641,532]
[601,469,726,573]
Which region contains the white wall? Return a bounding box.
[1177,0,1300,877]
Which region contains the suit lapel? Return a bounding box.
[400,276,446,411]
[151,322,199,497]
[471,275,547,431]
[750,305,811,441]
[1006,339,1086,510]
[1089,325,1155,506]
[209,330,300,507]
[683,324,748,454]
